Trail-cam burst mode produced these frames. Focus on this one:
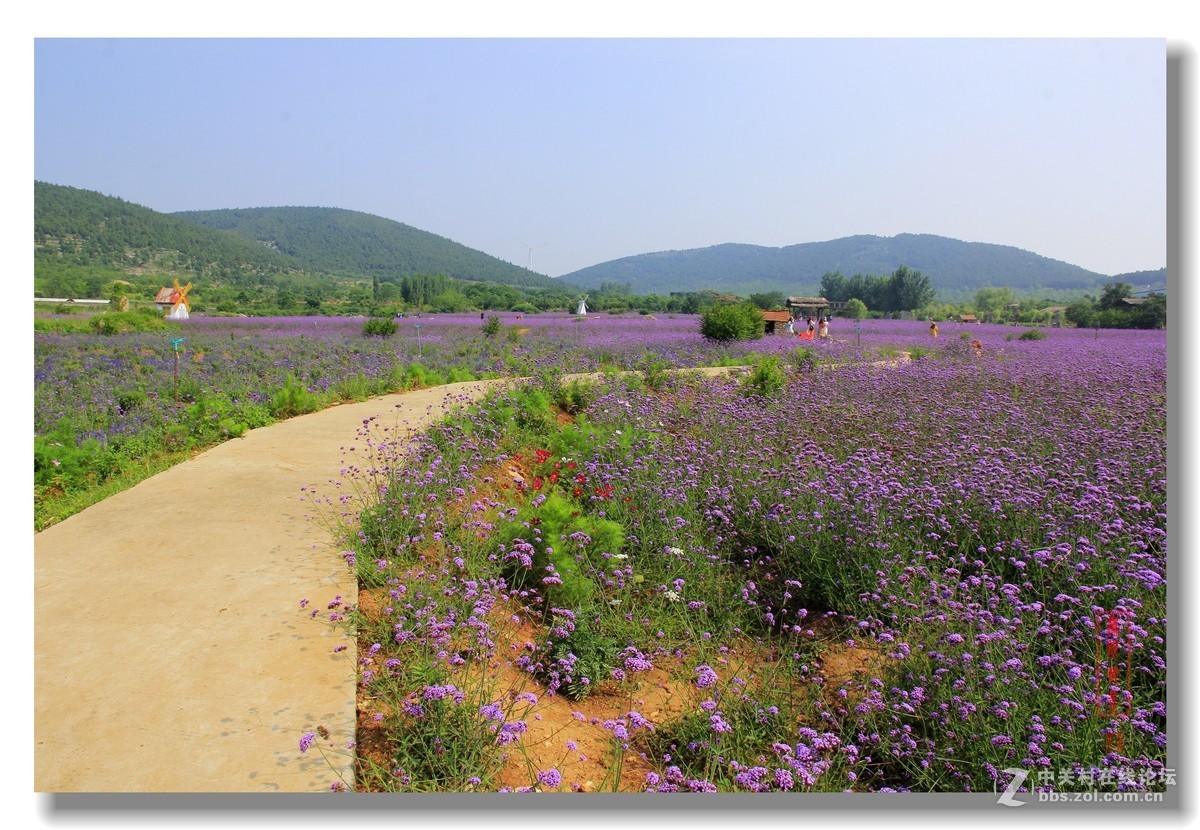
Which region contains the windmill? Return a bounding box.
[514,236,550,273]
[575,294,588,316]
[166,279,192,320]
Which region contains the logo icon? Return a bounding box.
[996,768,1028,807]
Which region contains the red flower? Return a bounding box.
[532,477,544,490]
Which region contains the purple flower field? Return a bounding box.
[301,317,1168,793]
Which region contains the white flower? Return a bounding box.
[613,553,629,561]
[667,546,683,556]
[664,590,681,603]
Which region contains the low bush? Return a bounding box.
[362,317,398,338]
[741,354,786,397]
[699,302,765,342]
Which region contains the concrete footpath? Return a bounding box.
[34,367,744,793]
[34,380,498,792]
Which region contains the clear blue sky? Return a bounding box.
[33,37,1166,278]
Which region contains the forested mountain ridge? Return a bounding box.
[35,181,306,297]
[172,206,560,289]
[561,233,1131,300]
[34,182,566,306]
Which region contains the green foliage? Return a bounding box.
[747,291,786,310]
[35,309,174,335]
[481,315,502,337]
[268,375,322,418]
[1099,281,1133,310]
[638,353,673,391]
[1017,328,1047,341]
[699,302,765,342]
[843,297,868,320]
[496,491,625,613]
[787,345,819,374]
[1065,292,1165,330]
[176,206,560,289]
[542,616,618,701]
[740,355,786,398]
[362,317,398,338]
[820,266,934,313]
[535,371,597,415]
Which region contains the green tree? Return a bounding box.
[699,302,765,342]
[974,286,1015,322]
[889,265,936,312]
[843,297,868,320]
[748,291,786,310]
[1065,297,1098,328]
[1099,281,1133,310]
[820,271,848,302]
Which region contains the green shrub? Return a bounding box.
[699,302,765,342]
[843,297,868,320]
[115,388,148,413]
[362,317,398,338]
[638,353,673,391]
[541,615,618,700]
[481,315,502,337]
[741,354,786,398]
[1018,328,1047,341]
[496,492,624,613]
[268,375,322,418]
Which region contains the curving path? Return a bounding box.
[34,368,745,792]
[34,380,501,792]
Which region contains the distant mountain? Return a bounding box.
[35,180,305,289]
[561,233,1133,299]
[1110,267,1167,293]
[34,182,565,302]
[172,206,560,289]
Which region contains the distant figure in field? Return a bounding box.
[818,317,829,339]
[972,338,983,358]
[929,322,939,338]
[807,318,816,337]
[787,318,795,335]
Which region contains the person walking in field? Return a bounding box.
[929,322,939,338]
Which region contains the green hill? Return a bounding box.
[172,206,560,289]
[561,233,1129,300]
[35,181,308,298]
[34,182,574,312]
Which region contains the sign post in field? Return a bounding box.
[170,337,185,401]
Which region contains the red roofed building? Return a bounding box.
[759,309,794,335]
